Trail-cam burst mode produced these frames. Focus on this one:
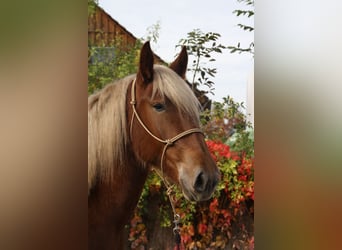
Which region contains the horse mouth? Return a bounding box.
[183,190,210,202]
[180,178,217,202]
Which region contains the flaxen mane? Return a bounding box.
[88,65,200,192]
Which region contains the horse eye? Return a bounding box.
[153,103,165,112]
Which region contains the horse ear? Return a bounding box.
[170,46,188,79]
[137,41,154,84]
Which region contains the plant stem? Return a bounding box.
[191,52,201,92]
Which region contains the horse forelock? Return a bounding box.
[152,65,201,122]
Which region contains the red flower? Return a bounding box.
[209,198,219,213]
[206,140,236,161]
[238,175,247,181]
[198,223,208,235]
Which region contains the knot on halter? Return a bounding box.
[130,100,136,105]
[166,185,175,197]
[165,139,173,146]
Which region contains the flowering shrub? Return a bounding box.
[128,97,254,249]
[206,140,254,204]
[128,212,148,248]
[174,139,254,250]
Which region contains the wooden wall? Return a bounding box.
[88,5,166,66]
[88,6,136,47]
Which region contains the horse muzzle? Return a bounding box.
[180,167,220,202]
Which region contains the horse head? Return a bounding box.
[129,42,220,201]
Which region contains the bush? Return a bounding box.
[88,39,140,94]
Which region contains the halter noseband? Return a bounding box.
[129,78,203,186]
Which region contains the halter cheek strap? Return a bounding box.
[129,78,203,187]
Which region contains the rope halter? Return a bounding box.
[129,78,203,184]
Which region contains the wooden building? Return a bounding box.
[88,5,136,47]
[88,4,211,109]
[88,5,164,64]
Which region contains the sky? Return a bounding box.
[98,0,254,104]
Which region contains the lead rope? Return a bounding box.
[130,79,203,249]
[153,168,181,249]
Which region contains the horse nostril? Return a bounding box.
[194,171,219,194]
[212,177,219,190]
[194,172,207,193]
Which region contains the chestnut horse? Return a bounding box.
[88,42,219,249]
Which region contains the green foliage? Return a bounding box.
[201,96,250,143]
[177,29,227,94]
[88,19,162,95]
[233,9,254,18]
[88,0,97,17]
[144,20,161,45]
[228,0,254,55]
[88,39,140,94]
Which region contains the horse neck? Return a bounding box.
[88,157,148,249]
